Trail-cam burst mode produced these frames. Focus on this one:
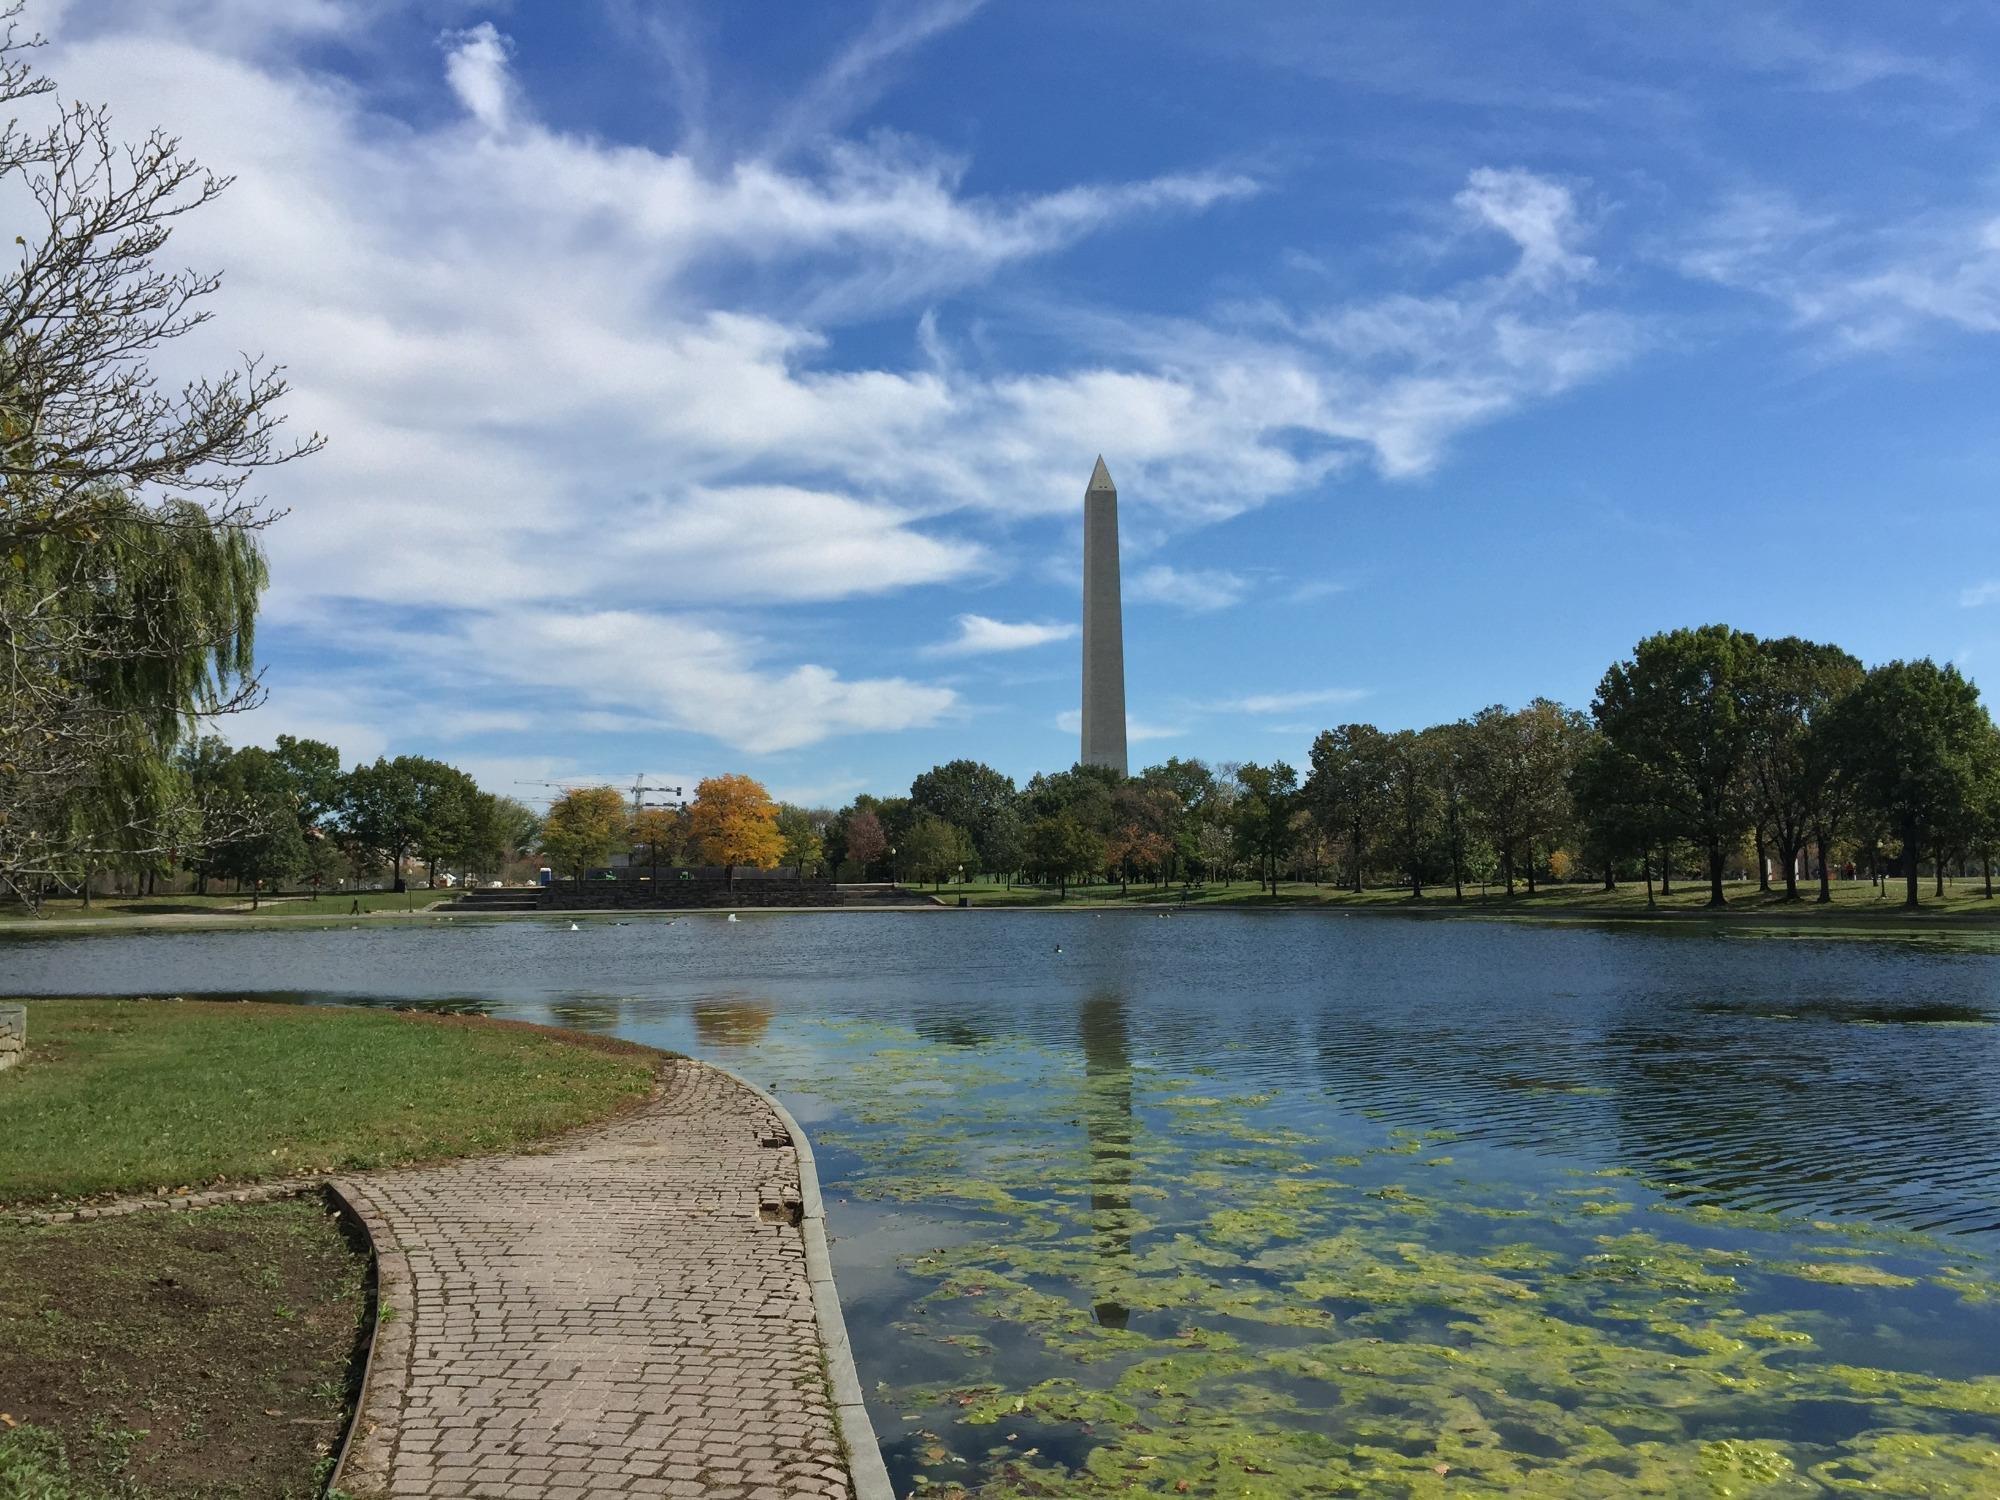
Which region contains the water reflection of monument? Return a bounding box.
[1080,991,1136,1329]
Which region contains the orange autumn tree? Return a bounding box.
[688,774,784,881]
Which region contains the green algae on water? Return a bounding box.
[762,1016,2000,1497]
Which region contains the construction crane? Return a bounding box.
[516,774,687,819]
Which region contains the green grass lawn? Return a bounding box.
[922,875,2000,923]
[0,1000,662,1206]
[0,888,461,922]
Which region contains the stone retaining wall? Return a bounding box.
[542,880,843,911]
[0,1003,22,1071]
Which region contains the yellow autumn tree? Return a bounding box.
[539,786,627,880]
[689,774,784,877]
[630,805,690,877]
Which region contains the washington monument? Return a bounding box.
[1081,456,1128,775]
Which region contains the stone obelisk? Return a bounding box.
[1081,456,1128,775]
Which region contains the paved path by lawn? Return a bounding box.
[334,1060,860,1500]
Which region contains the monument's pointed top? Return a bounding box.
[1087,455,1115,494]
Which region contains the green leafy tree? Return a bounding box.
[271,735,343,830]
[1463,700,1587,896]
[209,747,308,908]
[901,813,976,888]
[909,760,1017,872]
[1305,724,1390,892]
[776,804,827,877]
[1421,721,1475,900]
[1572,740,1672,905]
[1593,626,1762,907]
[1822,659,1993,909]
[1742,638,1864,901]
[983,805,1028,885]
[1027,811,1105,899]
[339,756,474,890]
[1233,762,1300,895]
[1380,731,1444,898]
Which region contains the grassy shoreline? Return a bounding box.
[0,1000,663,1207]
[903,876,2000,930]
[7,879,2000,939]
[0,1000,670,1498]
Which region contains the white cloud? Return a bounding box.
[443,23,515,133]
[31,14,1654,764]
[436,609,961,755]
[1680,187,2000,350]
[1127,565,1250,612]
[620,488,982,603]
[925,613,1077,656]
[1455,167,1594,287]
[1960,581,2000,609]
[1214,687,1368,715]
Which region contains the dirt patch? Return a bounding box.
[0,1196,369,1498]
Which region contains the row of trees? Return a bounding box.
[538,773,815,881]
[133,737,540,904]
[814,627,2000,911]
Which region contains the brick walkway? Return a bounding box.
[333,1060,857,1499]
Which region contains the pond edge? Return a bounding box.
[711,1062,896,1500]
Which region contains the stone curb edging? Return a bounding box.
[3,1177,325,1225]
[322,1178,412,1500]
[712,1064,896,1500]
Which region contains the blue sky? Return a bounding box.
[41,1,2000,806]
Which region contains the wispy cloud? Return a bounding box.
[442,23,514,133]
[766,0,987,156]
[1679,187,2000,350]
[1212,687,1369,715]
[925,614,1077,657]
[1127,565,1249,612]
[1960,581,2000,609]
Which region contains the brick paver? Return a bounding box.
[334,1060,855,1500]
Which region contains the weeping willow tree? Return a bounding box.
[0,4,319,907]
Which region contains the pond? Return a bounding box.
[9,910,2000,1495]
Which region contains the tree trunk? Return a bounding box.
[1779,835,1800,900]
[1986,853,1993,900]
[1525,841,1537,895]
[1904,815,1921,909]
[1755,824,1770,893]
[1815,829,1833,904]
[1503,841,1516,897]
[1643,848,1655,908]
[1660,847,1672,895]
[1707,839,1727,908]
